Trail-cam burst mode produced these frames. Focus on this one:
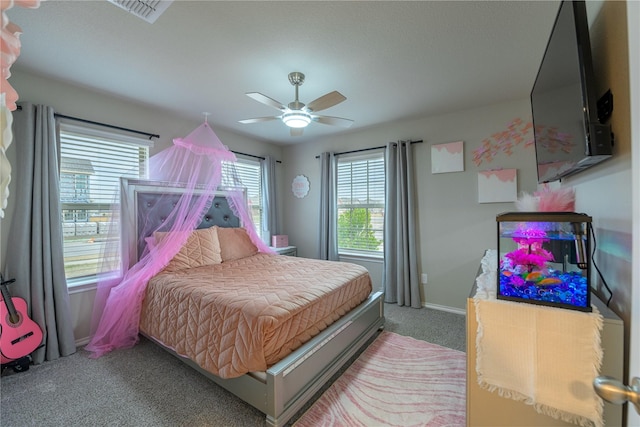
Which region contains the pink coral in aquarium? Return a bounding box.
[505,227,554,273]
[505,248,553,271]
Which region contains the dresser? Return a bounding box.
[466,270,624,426]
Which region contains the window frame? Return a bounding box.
[58,121,268,288]
[223,155,264,240]
[58,120,153,288]
[336,150,385,258]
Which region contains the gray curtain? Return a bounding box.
[318,152,339,260]
[260,155,277,245]
[4,103,76,363]
[383,141,420,307]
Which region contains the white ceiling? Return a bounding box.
[8,0,561,145]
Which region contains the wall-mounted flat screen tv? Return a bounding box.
[531,0,612,184]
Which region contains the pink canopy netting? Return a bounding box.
[85,121,272,357]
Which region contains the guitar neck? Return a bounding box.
[0,282,20,324]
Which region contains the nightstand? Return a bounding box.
[271,246,297,256]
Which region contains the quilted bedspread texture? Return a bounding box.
[139,253,372,379]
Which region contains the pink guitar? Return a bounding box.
[0,275,43,363]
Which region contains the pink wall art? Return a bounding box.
[477,168,517,203]
[431,141,464,174]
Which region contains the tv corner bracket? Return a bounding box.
[597,89,614,147]
[597,89,613,124]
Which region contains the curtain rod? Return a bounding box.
[55,113,160,140]
[53,116,279,162]
[16,106,281,161]
[15,105,160,140]
[314,140,423,159]
[232,150,282,164]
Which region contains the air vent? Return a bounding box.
[107,0,174,24]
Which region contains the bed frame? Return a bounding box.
[121,178,385,427]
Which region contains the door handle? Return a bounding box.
[593,376,640,414]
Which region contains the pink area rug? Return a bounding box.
[294,331,466,427]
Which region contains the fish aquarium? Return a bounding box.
[496,212,592,312]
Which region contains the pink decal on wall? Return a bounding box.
[472,118,534,167]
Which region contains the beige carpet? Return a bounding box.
[294,331,466,427]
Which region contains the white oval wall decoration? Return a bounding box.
[292,175,310,198]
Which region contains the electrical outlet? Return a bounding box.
[421,273,428,284]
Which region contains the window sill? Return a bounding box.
[338,251,383,263]
[66,271,120,294]
[67,279,98,294]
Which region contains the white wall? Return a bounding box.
[281,97,539,311]
[0,69,284,342]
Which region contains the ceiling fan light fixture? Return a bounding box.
[241,72,351,133]
[282,110,311,128]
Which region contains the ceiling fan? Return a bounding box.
[239,72,354,136]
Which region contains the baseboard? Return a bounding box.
[75,337,91,347]
[422,302,466,316]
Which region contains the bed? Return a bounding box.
[121,178,385,427]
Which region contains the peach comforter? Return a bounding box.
[139,253,372,379]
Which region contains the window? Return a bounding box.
[223,157,263,239]
[337,152,385,255]
[59,122,151,285]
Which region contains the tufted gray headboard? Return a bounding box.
[120,178,242,264]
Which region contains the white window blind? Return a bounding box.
[223,157,262,238]
[59,122,151,284]
[337,152,385,255]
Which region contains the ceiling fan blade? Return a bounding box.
[238,116,280,124]
[290,127,304,137]
[306,91,346,113]
[313,115,354,128]
[246,92,286,111]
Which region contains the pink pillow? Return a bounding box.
[214,226,258,262]
[154,227,222,272]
